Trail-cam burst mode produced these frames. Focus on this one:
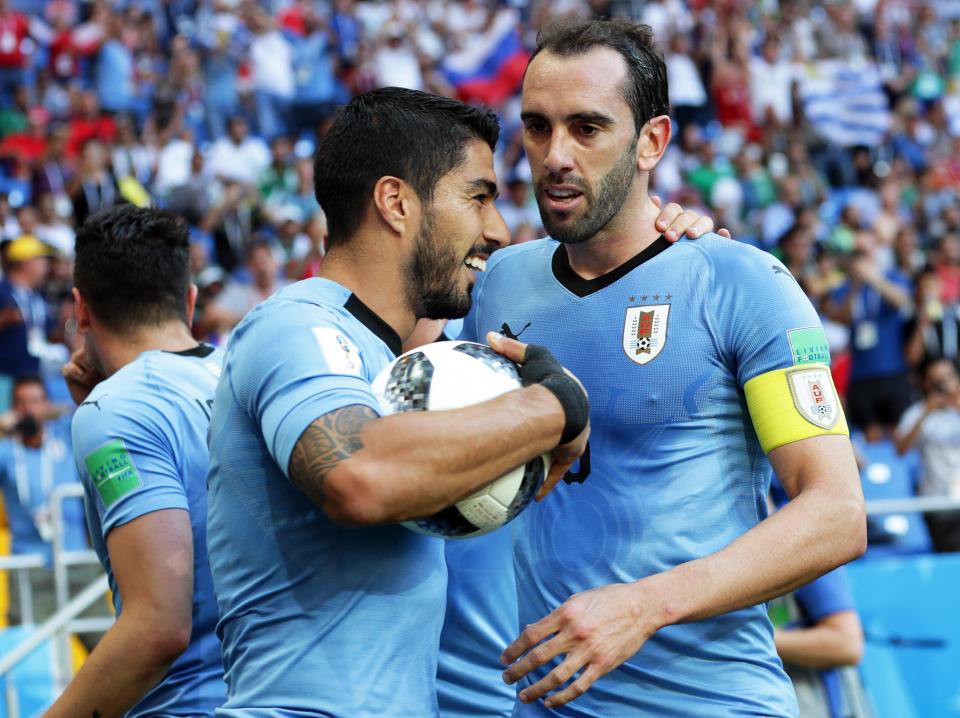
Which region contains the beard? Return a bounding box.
[404,208,474,320]
[537,138,638,245]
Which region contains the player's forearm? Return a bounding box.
[638,482,865,631]
[774,612,863,669]
[325,385,564,524]
[43,612,188,718]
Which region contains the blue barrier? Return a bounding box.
[848,553,960,717]
[0,625,55,717]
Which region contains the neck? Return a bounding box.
[94,320,199,376]
[563,194,663,280]
[320,240,416,341]
[7,271,29,289]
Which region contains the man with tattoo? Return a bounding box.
[47,205,226,717]
[204,87,591,717]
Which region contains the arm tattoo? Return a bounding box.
[288,404,377,504]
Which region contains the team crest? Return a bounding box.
[786,366,840,429]
[623,304,670,365]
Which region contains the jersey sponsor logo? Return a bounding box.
[788,326,831,365]
[786,366,840,429]
[312,327,362,375]
[623,304,669,365]
[84,439,143,507]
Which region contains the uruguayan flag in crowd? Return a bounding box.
[800,60,891,147]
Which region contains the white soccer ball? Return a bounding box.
[371,340,551,539]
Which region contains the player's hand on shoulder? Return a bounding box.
[651,194,732,241]
[487,333,590,499]
[501,582,658,709]
[63,347,106,406]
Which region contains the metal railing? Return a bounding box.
[865,495,960,516]
[0,483,113,717]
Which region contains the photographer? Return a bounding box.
[0,376,88,625]
[895,358,960,552]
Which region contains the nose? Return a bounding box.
[544,129,575,177]
[484,204,511,249]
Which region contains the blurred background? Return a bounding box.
[0,0,958,715]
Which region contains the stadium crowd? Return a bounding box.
[0,0,957,710]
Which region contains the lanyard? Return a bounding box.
[8,284,44,330]
[852,285,882,324]
[12,439,53,510]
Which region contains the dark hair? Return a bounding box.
[313,87,500,247]
[12,375,45,396]
[74,205,191,332]
[531,19,669,135]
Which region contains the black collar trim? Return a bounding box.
[165,343,216,358]
[345,294,403,356]
[551,236,671,298]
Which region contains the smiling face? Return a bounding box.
[521,47,645,245]
[404,139,509,319]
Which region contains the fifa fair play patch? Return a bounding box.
[84,439,143,507]
[787,326,830,366]
[312,327,363,375]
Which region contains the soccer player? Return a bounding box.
[46,205,226,717]
[460,19,866,715]
[204,87,590,717]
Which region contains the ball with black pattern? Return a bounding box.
[371,341,551,539]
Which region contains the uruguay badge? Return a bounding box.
[623,304,670,365]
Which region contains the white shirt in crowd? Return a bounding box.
[895,402,960,499]
[204,136,271,186]
[250,30,295,100]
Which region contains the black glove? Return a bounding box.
[517,344,589,444]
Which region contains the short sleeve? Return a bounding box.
[894,402,924,441]
[794,567,856,623]
[227,306,383,477]
[700,240,847,453]
[71,395,188,538]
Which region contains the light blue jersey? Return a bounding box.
[448,235,812,717]
[207,278,446,717]
[72,345,226,717]
[0,421,87,563]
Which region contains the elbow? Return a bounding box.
[839,495,868,563]
[322,459,388,526]
[141,619,191,667]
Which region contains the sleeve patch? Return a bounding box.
[84,439,144,507]
[312,327,362,376]
[787,326,831,365]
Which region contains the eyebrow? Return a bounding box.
[520,110,617,126]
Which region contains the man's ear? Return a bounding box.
[186,283,199,328]
[372,175,421,236]
[73,287,91,333]
[636,115,672,173]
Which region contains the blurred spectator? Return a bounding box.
[373,21,424,91]
[933,234,960,305]
[200,179,264,273]
[299,209,327,279]
[748,35,795,131]
[259,135,297,208]
[96,13,137,115]
[666,31,708,134]
[111,113,156,188]
[497,176,543,241]
[289,5,342,140]
[31,121,72,216]
[247,7,295,141]
[34,191,74,257]
[201,239,287,336]
[0,236,55,395]
[825,230,913,436]
[205,115,270,186]
[905,267,960,370]
[895,358,960,552]
[69,138,121,227]
[66,91,116,158]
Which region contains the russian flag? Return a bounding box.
[441,10,530,106]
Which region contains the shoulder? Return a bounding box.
[672,234,784,277]
[73,364,166,438]
[485,239,556,278]
[232,278,353,343]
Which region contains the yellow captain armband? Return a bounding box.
[744,364,849,454]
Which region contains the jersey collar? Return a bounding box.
[165,343,216,358]
[551,235,671,298]
[345,294,403,356]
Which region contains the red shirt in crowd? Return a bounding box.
[0,10,29,69]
